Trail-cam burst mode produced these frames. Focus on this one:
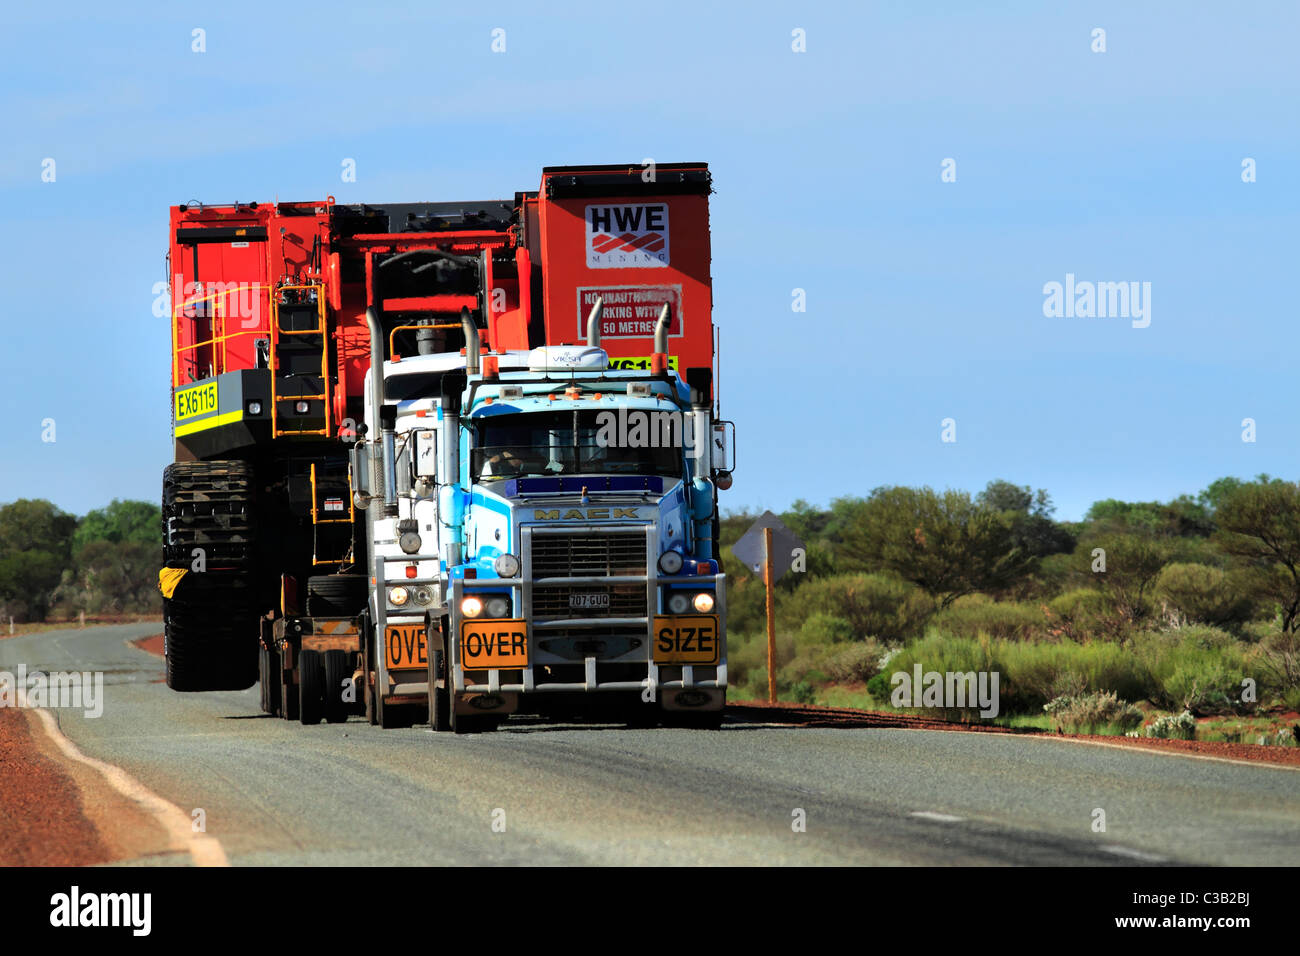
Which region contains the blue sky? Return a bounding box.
[1,1,1295,522]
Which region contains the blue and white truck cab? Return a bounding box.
[355,306,733,731]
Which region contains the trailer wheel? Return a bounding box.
[279,645,298,721]
[299,649,324,725]
[322,650,351,724]
[258,643,281,716]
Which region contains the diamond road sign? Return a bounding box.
[731,511,806,583]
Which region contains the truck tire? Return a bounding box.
[161,461,260,692]
[363,625,378,726]
[322,650,351,724]
[431,621,452,733]
[279,645,298,721]
[428,647,451,732]
[162,461,257,568]
[259,644,282,715]
[306,575,368,618]
[163,573,259,692]
[299,649,324,725]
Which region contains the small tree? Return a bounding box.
[836,486,1034,608]
[1214,478,1300,633]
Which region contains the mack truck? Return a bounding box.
[160,163,736,732]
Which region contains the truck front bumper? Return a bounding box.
[450,572,727,710]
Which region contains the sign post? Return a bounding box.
[764,527,777,703]
[731,512,806,706]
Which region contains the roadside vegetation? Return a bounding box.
[721,476,1300,745]
[0,499,161,625]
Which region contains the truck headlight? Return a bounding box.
[485,596,510,618]
[494,553,520,577]
[413,587,433,606]
[667,592,690,615]
[388,586,410,607]
[461,596,483,618]
[658,550,684,574]
[693,592,715,613]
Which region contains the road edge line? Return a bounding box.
[1001,728,1300,772]
[21,700,229,866]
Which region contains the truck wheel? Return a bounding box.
[299,649,324,725]
[162,460,257,568]
[306,575,368,617]
[429,617,451,732]
[258,644,281,716]
[363,629,378,726]
[279,645,298,721]
[163,573,259,692]
[161,461,260,692]
[322,650,351,724]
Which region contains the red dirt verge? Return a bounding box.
[0,709,113,865]
[729,700,1300,768]
[131,633,165,658]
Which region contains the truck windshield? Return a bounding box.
[473,410,684,481]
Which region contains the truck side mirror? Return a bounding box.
[414,429,437,479]
[712,420,735,474]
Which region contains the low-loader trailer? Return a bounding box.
[160,163,736,732]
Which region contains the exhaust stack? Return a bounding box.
[461,307,480,375]
[585,296,604,347]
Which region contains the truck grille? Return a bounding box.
[530,532,646,578]
[532,585,645,618]
[529,530,648,620]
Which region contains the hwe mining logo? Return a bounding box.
[586,203,670,268]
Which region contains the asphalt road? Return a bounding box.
[3,624,1298,866]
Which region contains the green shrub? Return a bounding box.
[798,613,854,646]
[1144,711,1196,740]
[823,639,886,684]
[996,638,1153,713]
[1244,626,1300,698]
[780,573,933,644]
[866,670,893,700]
[1154,563,1255,629]
[931,595,1047,641]
[1131,627,1251,714]
[1046,588,1130,642]
[1043,690,1144,734]
[886,631,1154,715]
[728,630,795,690]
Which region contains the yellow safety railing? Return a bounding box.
[171,285,273,388]
[388,322,462,356]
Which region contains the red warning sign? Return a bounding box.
[576,286,682,339]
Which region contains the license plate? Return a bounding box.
[652,615,720,664]
[570,592,610,610]
[459,620,529,669]
[385,624,427,670]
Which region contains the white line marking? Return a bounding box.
[910,811,964,823]
[1101,845,1167,862]
[20,694,228,867]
